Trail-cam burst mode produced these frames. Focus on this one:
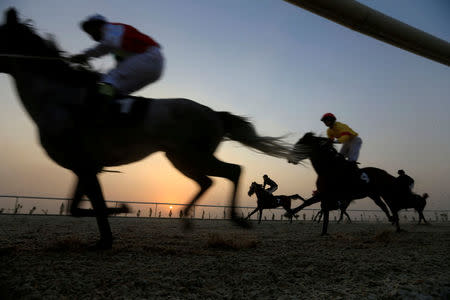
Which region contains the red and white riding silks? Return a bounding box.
[83,23,164,94]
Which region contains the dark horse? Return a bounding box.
[286,132,414,235]
[246,182,304,223]
[395,192,430,224]
[0,9,294,248]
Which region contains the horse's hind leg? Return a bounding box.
[369,195,394,222]
[344,211,351,223]
[166,153,247,227]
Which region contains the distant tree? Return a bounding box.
[29,206,36,215]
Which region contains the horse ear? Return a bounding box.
[6,7,18,25]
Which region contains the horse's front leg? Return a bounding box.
[81,173,113,249]
[70,177,96,217]
[245,207,260,220]
[321,209,330,235]
[417,210,428,224]
[258,209,263,224]
[337,210,344,223]
[70,177,129,217]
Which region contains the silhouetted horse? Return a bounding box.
[287,132,408,235]
[246,182,304,223]
[394,192,429,224]
[0,9,293,248]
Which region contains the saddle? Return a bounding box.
[82,89,152,126]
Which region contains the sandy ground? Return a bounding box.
[0,215,449,299]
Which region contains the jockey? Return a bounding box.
[321,113,362,163]
[70,14,164,100]
[396,169,415,193]
[263,174,278,194]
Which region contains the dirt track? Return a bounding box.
[0,215,449,299]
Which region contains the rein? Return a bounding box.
[0,53,67,61]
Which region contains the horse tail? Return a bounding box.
[218,111,292,159]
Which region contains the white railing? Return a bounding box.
[0,194,449,223]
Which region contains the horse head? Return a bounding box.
[0,8,60,69]
[248,181,264,197]
[0,8,99,84]
[288,132,333,164]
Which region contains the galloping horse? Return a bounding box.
[0,9,293,248]
[287,132,408,235]
[246,182,304,223]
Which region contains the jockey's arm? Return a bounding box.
[83,43,112,59]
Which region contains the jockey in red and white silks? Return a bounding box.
[73,14,164,96]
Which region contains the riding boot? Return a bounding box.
[96,83,117,118]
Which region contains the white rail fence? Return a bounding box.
[0,195,449,223]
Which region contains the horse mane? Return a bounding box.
[6,14,100,84]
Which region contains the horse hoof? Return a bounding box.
[120,204,130,214]
[182,218,193,231]
[88,239,112,251]
[284,212,293,218]
[232,216,252,229]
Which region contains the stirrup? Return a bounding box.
[97,83,116,101]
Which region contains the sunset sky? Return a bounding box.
[0,0,449,213]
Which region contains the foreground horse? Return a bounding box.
[246,182,304,223]
[0,9,293,248]
[287,132,409,235]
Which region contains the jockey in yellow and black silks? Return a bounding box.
[321,113,362,162]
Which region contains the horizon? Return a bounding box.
[0,0,449,212]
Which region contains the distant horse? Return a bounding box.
[0,9,293,248]
[246,182,304,223]
[395,192,429,224]
[287,132,411,235]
